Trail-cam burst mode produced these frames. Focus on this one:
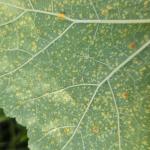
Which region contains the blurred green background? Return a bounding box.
[0,108,28,150]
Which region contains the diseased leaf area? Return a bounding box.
[0,0,150,150]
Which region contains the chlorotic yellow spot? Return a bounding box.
[106,5,113,10]
[101,5,112,16]
[144,0,149,7]
[64,128,71,134]
[57,13,65,20]
[101,9,109,16]
[32,41,37,50]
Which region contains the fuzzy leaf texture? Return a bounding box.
[0,0,150,150]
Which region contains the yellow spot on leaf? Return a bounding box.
[101,9,109,16]
[32,41,37,50]
[57,13,65,20]
[144,0,149,7]
[106,5,113,10]
[64,128,71,134]
[101,5,112,16]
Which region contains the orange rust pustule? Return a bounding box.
[122,92,129,100]
[57,12,65,20]
[128,42,136,49]
[91,126,99,134]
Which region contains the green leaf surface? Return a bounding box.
[0,0,150,150]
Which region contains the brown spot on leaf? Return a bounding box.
[91,125,100,134]
[128,42,136,49]
[122,92,129,100]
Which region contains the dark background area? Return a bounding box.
[0,109,29,150]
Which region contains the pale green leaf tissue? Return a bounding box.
[0,0,150,150]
